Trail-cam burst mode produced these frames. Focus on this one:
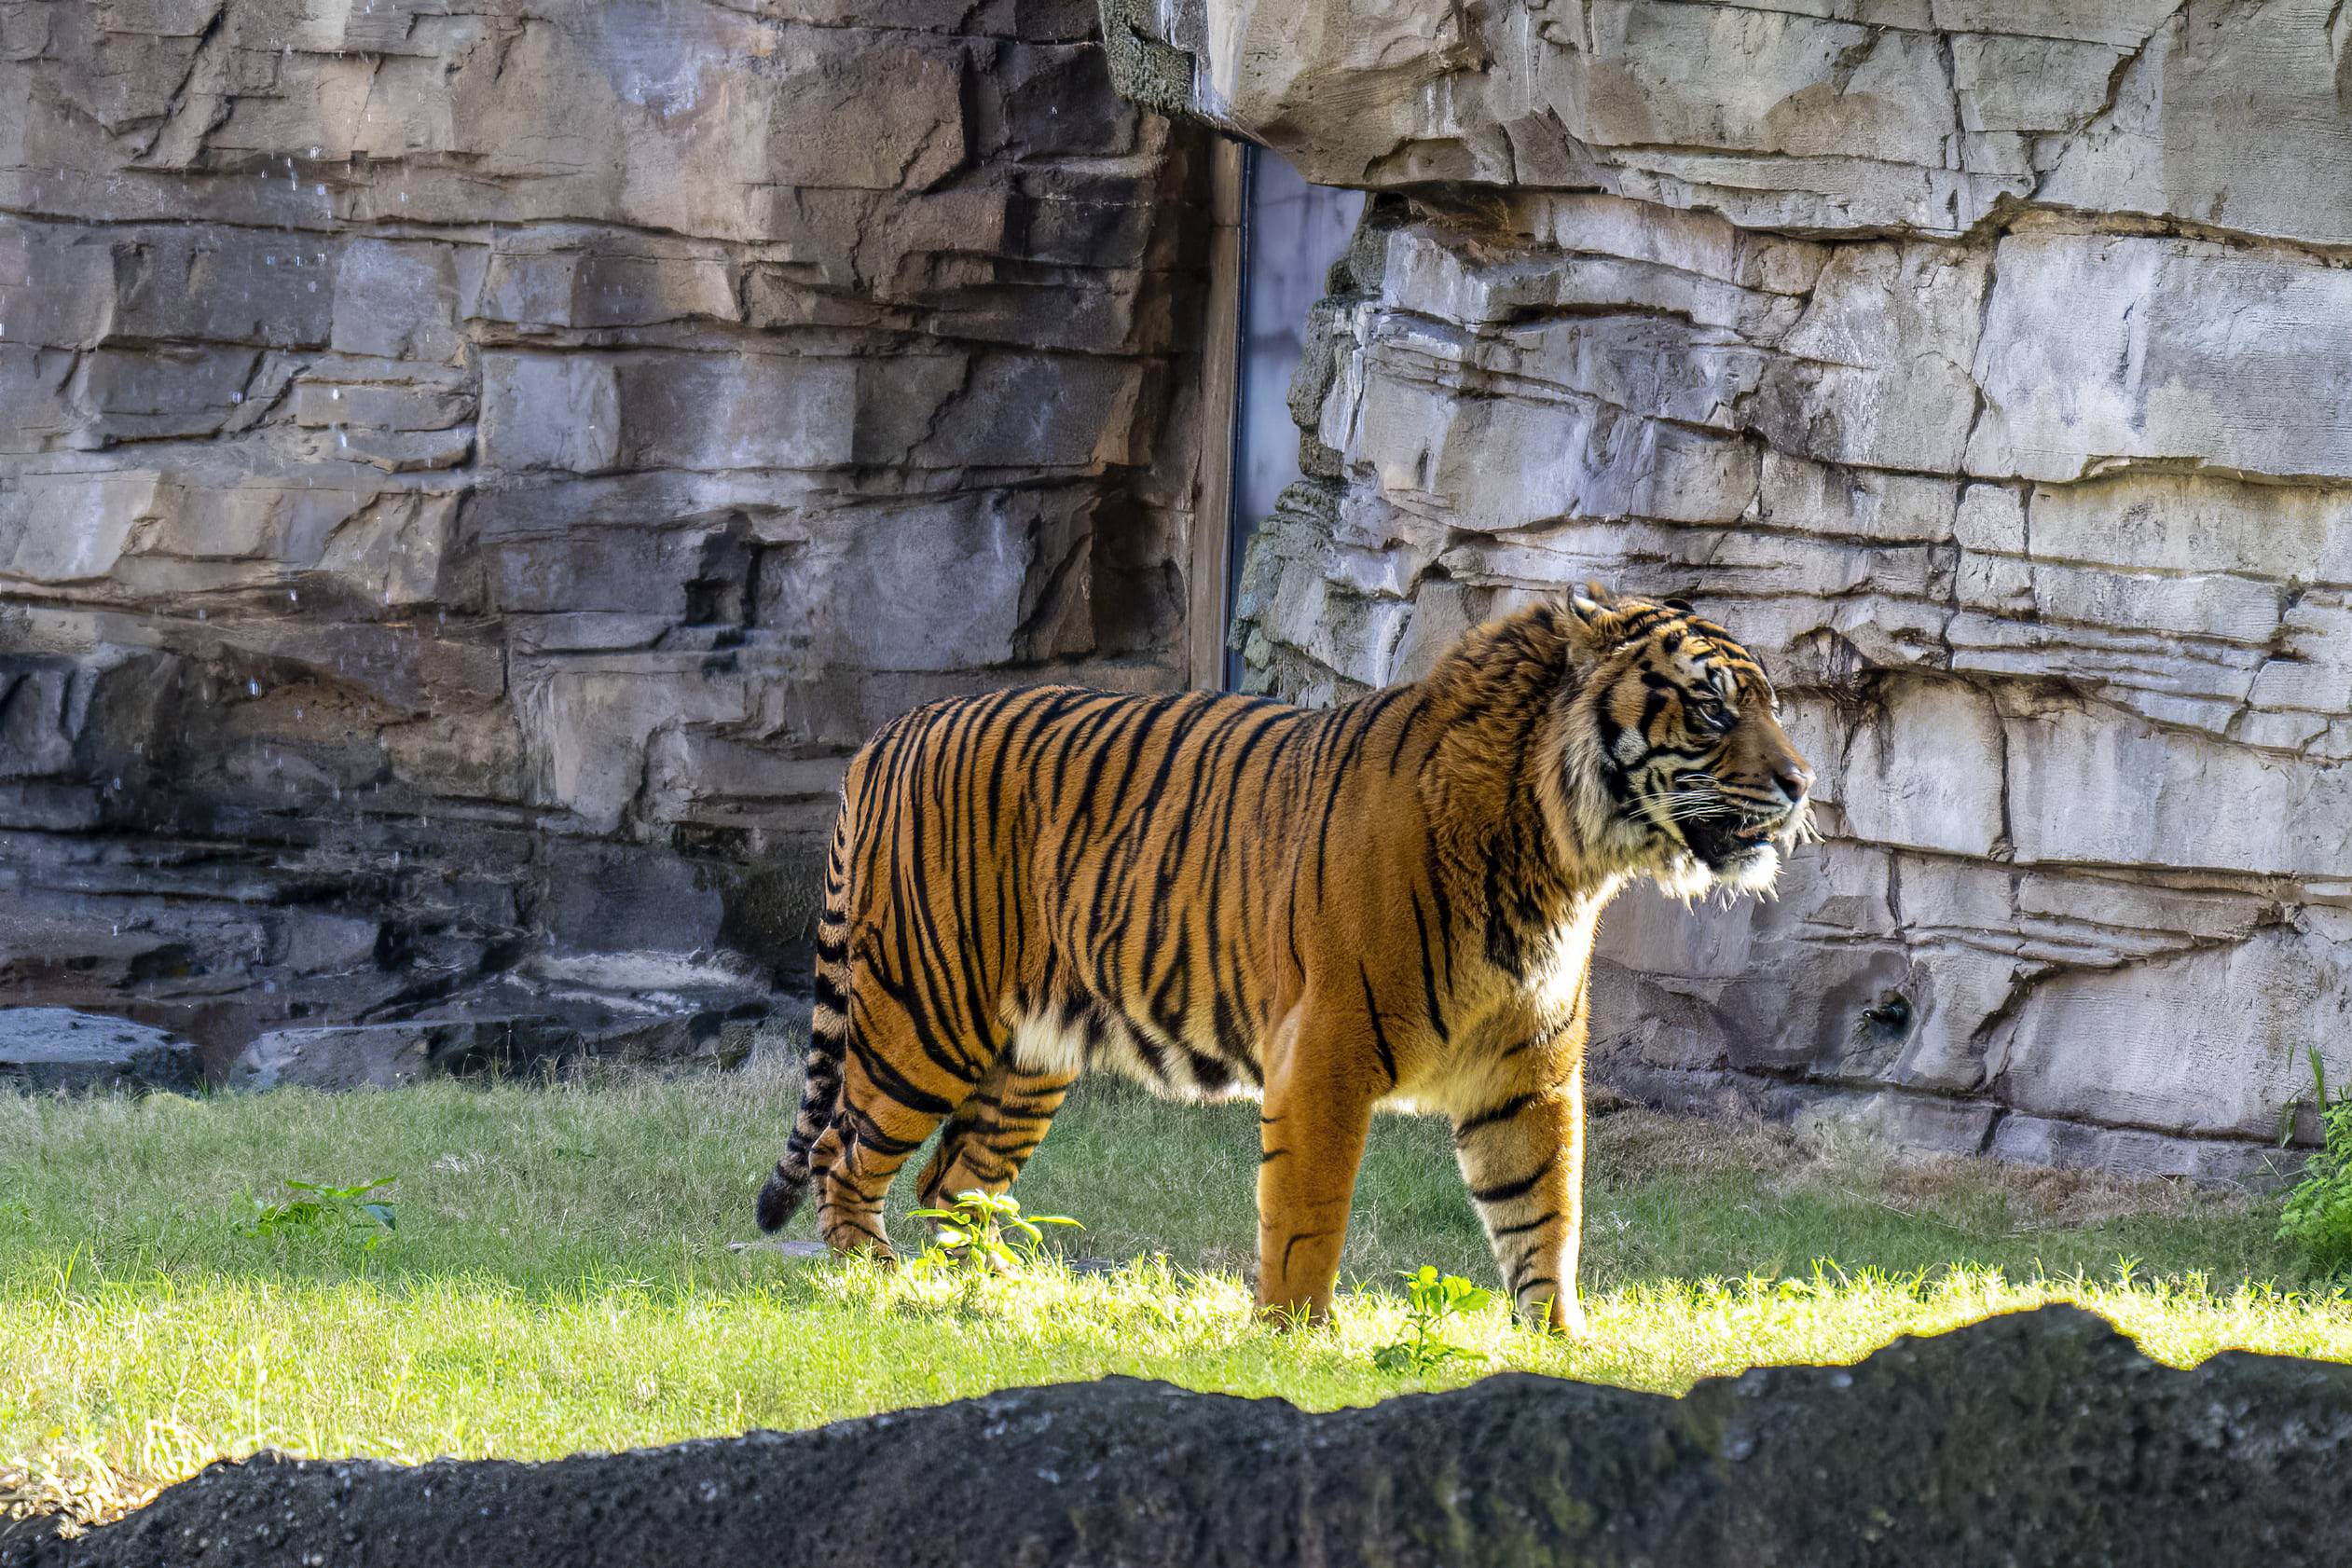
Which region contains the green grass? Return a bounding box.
[2,1058,2344,1527]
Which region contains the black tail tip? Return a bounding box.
[755,1167,805,1234]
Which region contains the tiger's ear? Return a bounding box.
[1561,583,1638,646]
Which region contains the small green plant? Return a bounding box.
[1372,1265,1495,1373]
[907,1189,1079,1275]
[230,1176,398,1251]
[2279,1049,2352,1275]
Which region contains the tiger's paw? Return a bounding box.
[1527,1290,1589,1338]
[1254,1293,1335,1333]
[817,1223,898,1266]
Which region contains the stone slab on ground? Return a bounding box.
[8,1306,2350,1567]
[0,1009,200,1095]
[227,959,777,1090]
[228,1005,767,1091]
[229,1021,547,1092]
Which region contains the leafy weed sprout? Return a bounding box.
[2279,1050,2352,1275]
[907,1189,1080,1276]
[229,1177,398,1251]
[1372,1266,1495,1373]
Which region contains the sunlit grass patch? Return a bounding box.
[0,1061,2334,1530]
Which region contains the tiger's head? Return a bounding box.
[1554,585,1814,898]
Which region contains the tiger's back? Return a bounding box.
[761,683,1434,1247]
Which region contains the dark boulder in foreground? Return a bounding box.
[8,1306,2350,1567]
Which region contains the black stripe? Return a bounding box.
[1469,1149,1558,1207]
[1358,965,1397,1086]
[1453,1093,1538,1141]
[1312,691,1398,898]
[1386,692,1431,772]
[840,1027,959,1118]
[1281,1230,1337,1274]
[1488,1209,1558,1241]
[1411,892,1448,1041]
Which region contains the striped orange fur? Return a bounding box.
[756,587,1812,1329]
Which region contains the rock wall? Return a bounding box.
[0,1,1212,1070]
[1114,0,2352,1179]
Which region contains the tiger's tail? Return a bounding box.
[757,793,855,1233]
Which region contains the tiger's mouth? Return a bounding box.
[1673,804,1791,870]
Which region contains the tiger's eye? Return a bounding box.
[1687,695,1734,733]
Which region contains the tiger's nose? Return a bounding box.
[1773,760,1814,805]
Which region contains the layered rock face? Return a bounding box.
[0,1,1210,1070]
[1117,1,2352,1177]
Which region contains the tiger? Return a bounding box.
[754,585,1813,1331]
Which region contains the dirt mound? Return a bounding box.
[10,1306,2350,1567]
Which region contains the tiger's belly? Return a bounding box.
[1003,994,1503,1114]
[1006,1000,1264,1103]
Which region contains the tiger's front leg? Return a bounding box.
[1451,1058,1587,1334]
[1254,1009,1378,1328]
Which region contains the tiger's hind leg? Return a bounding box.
[915,1057,1078,1209]
[807,995,992,1260]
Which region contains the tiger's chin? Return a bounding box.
[1706,840,1785,894]
[1642,808,1794,900]
[1648,842,1781,900]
